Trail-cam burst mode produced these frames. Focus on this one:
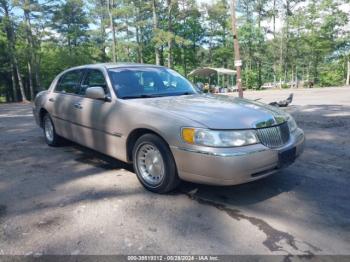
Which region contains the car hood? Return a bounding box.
[131,94,289,129]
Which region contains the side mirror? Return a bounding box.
[85,86,107,100]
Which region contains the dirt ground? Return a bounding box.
[0,87,349,256]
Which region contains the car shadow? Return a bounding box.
[65,137,301,207]
[177,168,302,206]
[70,143,134,172]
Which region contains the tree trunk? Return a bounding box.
[140,27,144,64]
[279,27,284,88]
[108,0,117,62]
[1,0,28,102]
[11,67,18,101]
[346,59,350,86]
[160,45,164,66]
[258,61,262,89]
[27,61,34,99]
[136,26,142,63]
[24,1,36,98]
[230,0,243,98]
[126,12,131,61]
[313,54,319,85]
[35,55,41,90]
[99,7,107,61]
[68,35,72,55]
[152,0,160,65]
[34,55,41,89]
[273,0,276,37]
[208,21,214,65]
[167,0,173,68]
[135,5,143,64]
[295,65,298,88]
[284,0,294,86]
[14,56,27,102]
[272,0,277,85]
[182,47,187,75]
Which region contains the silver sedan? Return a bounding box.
[33,63,305,193]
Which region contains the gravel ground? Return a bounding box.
[0,87,349,256]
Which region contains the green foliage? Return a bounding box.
[242,68,259,89]
[39,43,97,89]
[0,0,349,101]
[319,62,345,87]
[52,0,89,47]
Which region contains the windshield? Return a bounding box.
[108,67,197,99]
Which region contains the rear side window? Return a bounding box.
[55,70,84,94]
[80,70,108,95]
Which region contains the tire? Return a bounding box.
[42,113,62,146]
[132,134,180,193]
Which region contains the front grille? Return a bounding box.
[256,122,290,148]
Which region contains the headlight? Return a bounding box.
[182,128,259,147]
[287,117,298,133]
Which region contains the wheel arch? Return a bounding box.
[39,108,49,128]
[126,128,169,162]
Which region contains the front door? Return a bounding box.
[72,69,120,157]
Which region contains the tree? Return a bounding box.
[13,0,43,98]
[152,0,160,65]
[107,0,117,62]
[0,0,27,102]
[52,0,89,52]
[1,0,350,102]
[167,0,174,68]
[88,0,109,62]
[231,0,243,97]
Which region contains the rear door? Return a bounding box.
[46,69,85,140]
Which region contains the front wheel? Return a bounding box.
[43,114,62,146]
[132,134,180,193]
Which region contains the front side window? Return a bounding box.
[55,70,84,94]
[108,67,197,99]
[80,69,108,95]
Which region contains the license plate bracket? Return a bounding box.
[278,147,296,168]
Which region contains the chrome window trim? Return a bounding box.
[52,67,113,102]
[53,68,85,95]
[80,68,111,96]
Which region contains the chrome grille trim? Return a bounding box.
[256,122,290,148]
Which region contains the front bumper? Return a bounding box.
[170,128,305,185]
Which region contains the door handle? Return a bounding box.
[73,103,83,109]
[48,98,55,102]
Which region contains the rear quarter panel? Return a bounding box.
[33,90,49,126]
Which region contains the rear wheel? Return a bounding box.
[133,134,180,193]
[43,114,62,146]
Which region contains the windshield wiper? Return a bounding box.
[122,94,161,99]
[178,92,193,96]
[122,92,194,99]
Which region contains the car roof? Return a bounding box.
[67,63,166,71]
